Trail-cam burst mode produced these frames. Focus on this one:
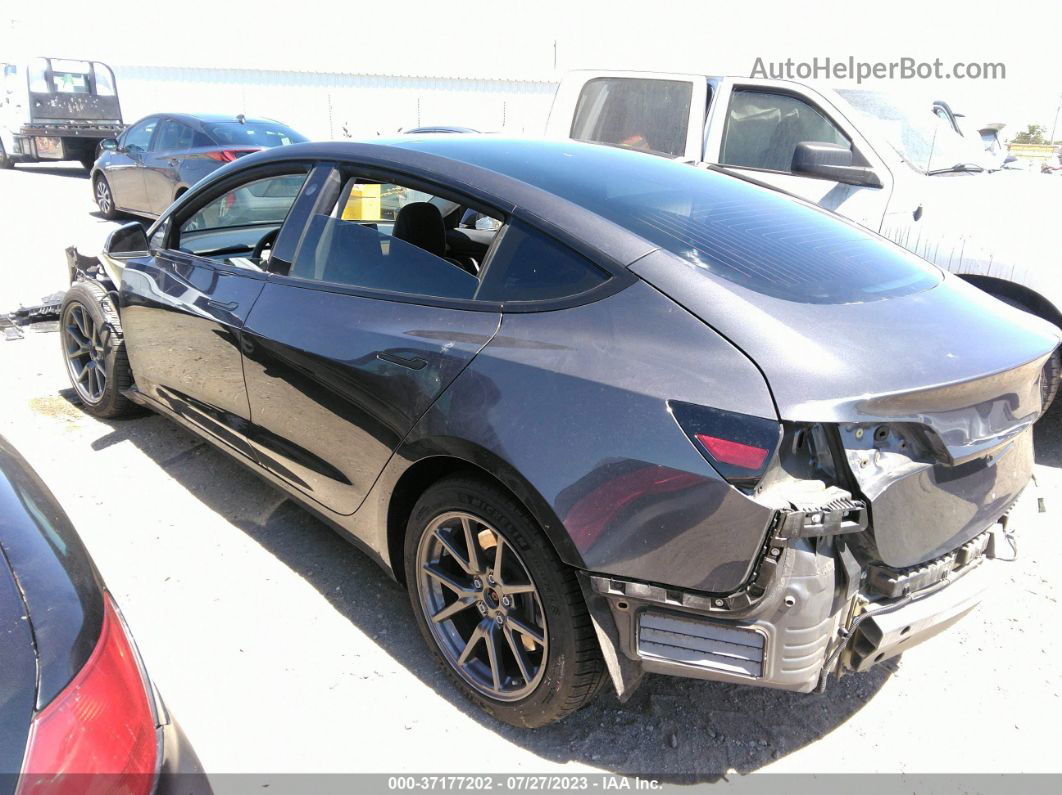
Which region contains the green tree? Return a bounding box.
[1012,124,1047,144]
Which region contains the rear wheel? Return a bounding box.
[94,173,118,219]
[60,281,138,419]
[404,476,605,727]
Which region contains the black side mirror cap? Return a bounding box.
[792,141,883,188]
[103,222,149,256]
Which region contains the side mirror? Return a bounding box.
[99,138,118,151]
[1003,155,1018,165]
[103,222,149,256]
[792,141,883,188]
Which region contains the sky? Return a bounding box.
[3,0,1060,138]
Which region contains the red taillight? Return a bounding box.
[206,148,259,162]
[18,596,157,795]
[670,401,781,490]
[695,434,770,470]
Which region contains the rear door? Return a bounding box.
[240,167,504,515]
[120,164,312,461]
[547,70,709,161]
[106,116,158,213]
[142,118,196,215]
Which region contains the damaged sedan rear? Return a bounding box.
[61,138,1060,726]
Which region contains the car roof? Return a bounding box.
[141,113,285,127]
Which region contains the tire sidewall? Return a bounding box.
[61,284,128,417]
[94,173,116,218]
[403,477,585,728]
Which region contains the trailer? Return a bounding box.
[0,57,123,171]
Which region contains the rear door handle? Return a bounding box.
[376,352,427,370]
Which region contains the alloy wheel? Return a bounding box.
[416,511,548,701]
[95,178,112,214]
[63,303,109,404]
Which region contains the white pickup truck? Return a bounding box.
[546,70,1062,404]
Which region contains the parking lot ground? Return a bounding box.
[1,163,1061,780]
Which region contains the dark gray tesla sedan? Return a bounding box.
[61,136,1059,727]
[90,113,306,220]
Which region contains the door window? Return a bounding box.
[283,175,496,300]
[122,118,158,153]
[720,90,849,172]
[570,77,693,157]
[175,171,310,261]
[155,120,197,152]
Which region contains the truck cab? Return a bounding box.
[547,70,1062,404]
[0,57,123,171]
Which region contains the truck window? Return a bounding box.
[570,77,692,158]
[720,90,848,172]
[92,62,117,97]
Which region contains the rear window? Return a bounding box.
[413,140,941,305]
[570,77,693,158]
[204,121,307,148]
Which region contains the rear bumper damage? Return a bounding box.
[579,500,1023,700]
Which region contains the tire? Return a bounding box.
[79,155,96,171]
[0,140,13,169]
[60,281,139,419]
[991,292,1061,411]
[1041,347,1062,412]
[404,475,605,727]
[93,173,118,219]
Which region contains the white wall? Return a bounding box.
[112,66,559,140]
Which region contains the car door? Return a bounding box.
[106,116,158,213]
[141,118,192,216]
[120,165,313,461]
[704,80,893,231]
[239,166,504,516]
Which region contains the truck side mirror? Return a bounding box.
[99,138,118,151]
[792,141,882,188]
[103,222,148,256]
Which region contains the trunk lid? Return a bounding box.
[633,250,1059,567]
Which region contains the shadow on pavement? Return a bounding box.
[76,391,897,781]
[12,164,89,179]
[1034,399,1062,467]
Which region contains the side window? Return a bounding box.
[155,120,195,152]
[122,118,158,153]
[285,174,495,300]
[570,77,693,158]
[720,90,849,172]
[176,171,309,258]
[477,221,610,303]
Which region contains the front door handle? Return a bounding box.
[168,158,179,167]
[207,299,239,311]
[377,352,427,370]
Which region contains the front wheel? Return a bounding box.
[0,140,13,169]
[404,476,605,727]
[93,173,118,219]
[60,281,139,419]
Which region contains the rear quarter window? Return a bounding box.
[477,221,610,303]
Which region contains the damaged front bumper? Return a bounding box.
[578,504,1022,701]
